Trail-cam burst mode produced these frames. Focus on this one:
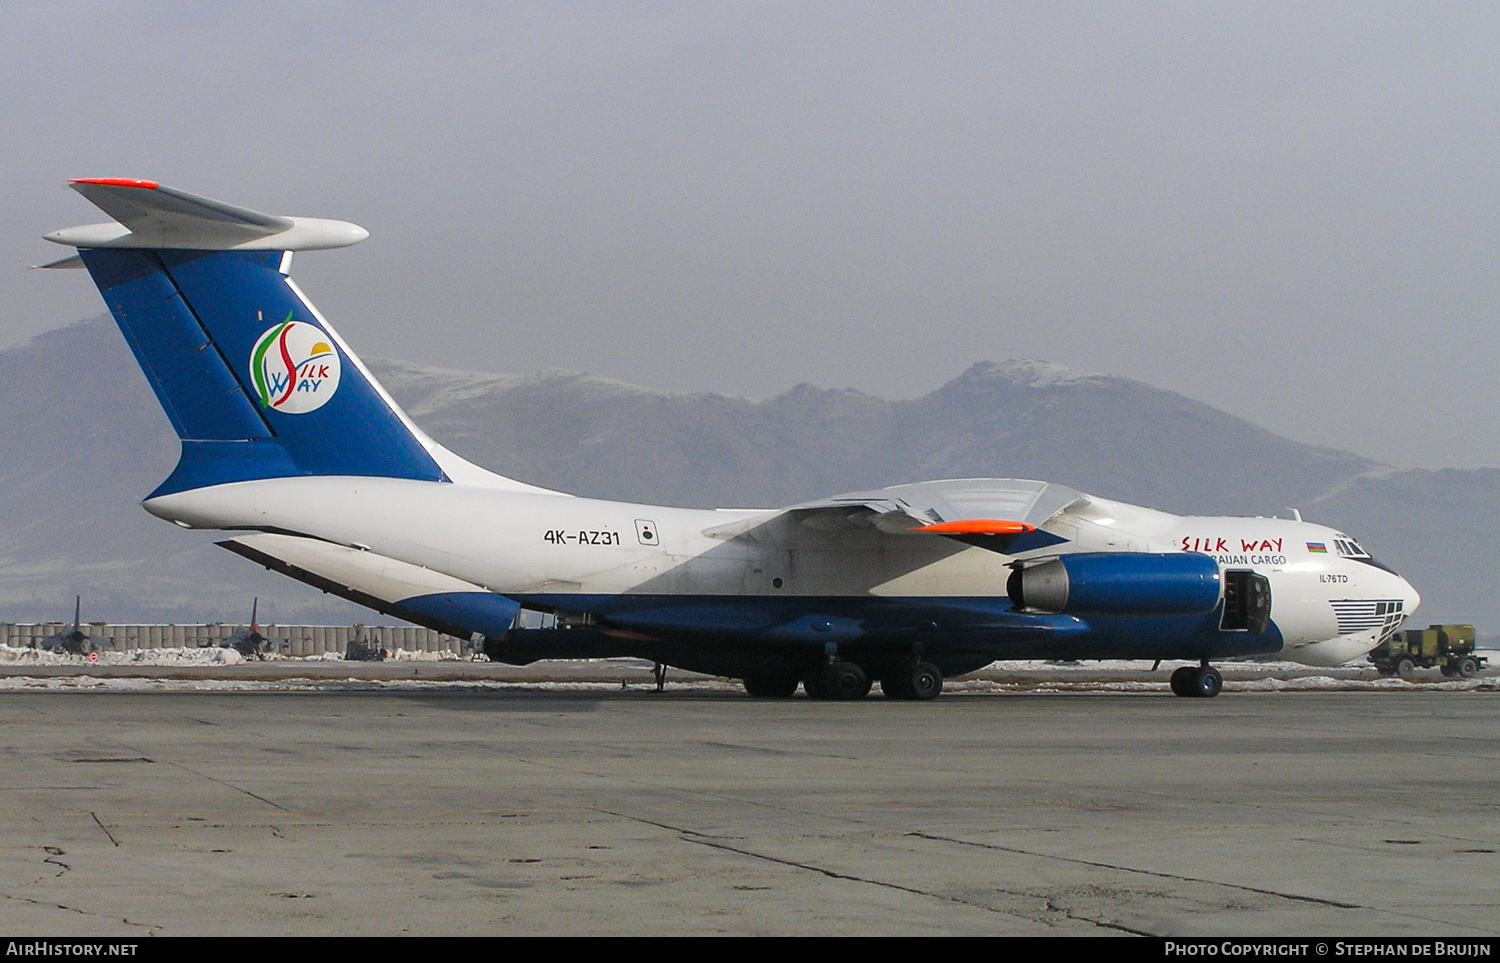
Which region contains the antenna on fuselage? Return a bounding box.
[1286,508,1303,522]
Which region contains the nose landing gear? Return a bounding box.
[1169,662,1223,698]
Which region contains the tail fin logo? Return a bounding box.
[249,314,342,414]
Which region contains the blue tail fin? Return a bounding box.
[79,247,446,496]
[46,179,554,498]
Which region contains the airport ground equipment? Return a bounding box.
[1369,624,1485,678]
[345,636,387,661]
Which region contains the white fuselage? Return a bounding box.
[146,476,1420,666]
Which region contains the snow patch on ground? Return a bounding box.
[0,644,471,666]
[945,675,1496,695]
[0,649,1493,694]
[0,675,742,694]
[388,647,462,661]
[0,643,243,666]
[0,672,1493,695]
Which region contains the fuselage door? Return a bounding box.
[1221,569,1272,635]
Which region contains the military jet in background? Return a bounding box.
[207,598,280,659]
[36,596,101,656]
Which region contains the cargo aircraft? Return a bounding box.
[42,179,1421,699]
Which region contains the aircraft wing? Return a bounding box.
[703,478,1084,553]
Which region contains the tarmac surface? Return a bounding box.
[0,670,1497,936]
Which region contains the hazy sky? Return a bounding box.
[7,2,1499,469]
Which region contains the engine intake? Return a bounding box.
[1008,552,1221,616]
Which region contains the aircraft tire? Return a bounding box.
[1169,666,1195,697]
[1459,657,1479,678]
[910,662,943,701]
[880,670,916,700]
[1191,666,1223,698]
[822,661,870,700]
[1396,658,1416,679]
[743,673,800,698]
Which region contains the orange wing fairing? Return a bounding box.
[917,519,1035,535]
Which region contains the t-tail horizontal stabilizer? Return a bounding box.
[45,179,368,252]
[46,179,552,499]
[44,179,481,498]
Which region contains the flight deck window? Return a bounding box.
[1333,537,1370,558]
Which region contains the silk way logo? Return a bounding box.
[249,314,341,414]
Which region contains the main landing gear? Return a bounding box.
[741,672,800,698]
[879,661,943,701]
[802,661,872,701]
[739,659,945,701]
[1169,662,1223,698]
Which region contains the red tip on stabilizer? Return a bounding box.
[71,178,159,189]
[918,519,1036,535]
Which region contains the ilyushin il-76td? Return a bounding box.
[41,179,1420,700]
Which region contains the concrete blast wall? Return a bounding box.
[0,623,467,655]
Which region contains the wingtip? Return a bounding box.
[71,178,159,190]
[32,253,85,270]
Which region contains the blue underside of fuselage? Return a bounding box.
[394,592,521,639]
[391,590,1285,661]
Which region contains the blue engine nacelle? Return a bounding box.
[1007,552,1221,616]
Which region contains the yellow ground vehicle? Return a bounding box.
[1369,624,1486,678]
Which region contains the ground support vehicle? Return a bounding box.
[1369,624,1485,678]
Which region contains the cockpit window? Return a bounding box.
[1333,536,1370,559]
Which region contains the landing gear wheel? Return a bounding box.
[1396,657,1416,679]
[880,670,916,700]
[1191,665,1223,698]
[820,661,870,700]
[743,673,800,698]
[1459,657,1479,679]
[1169,666,1196,697]
[910,662,943,701]
[801,670,830,700]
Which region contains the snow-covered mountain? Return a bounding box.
[1,318,1491,630]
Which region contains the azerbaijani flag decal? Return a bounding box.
[1306,542,1327,553]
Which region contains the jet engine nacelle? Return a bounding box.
[1008,552,1221,616]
